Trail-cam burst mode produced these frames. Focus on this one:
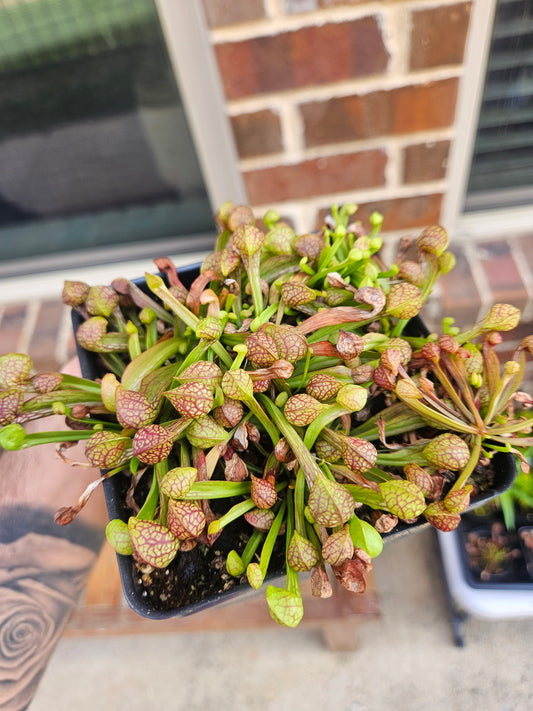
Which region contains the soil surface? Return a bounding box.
[459,512,533,584]
[123,475,287,612]
[131,525,251,610]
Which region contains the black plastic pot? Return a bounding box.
[438,510,533,645]
[519,526,533,579]
[454,512,533,590]
[72,264,517,619]
[73,265,288,619]
[438,471,533,646]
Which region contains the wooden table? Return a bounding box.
[66,543,381,651]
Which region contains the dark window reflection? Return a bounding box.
[0,0,214,267]
[465,0,533,210]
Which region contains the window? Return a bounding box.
[465,0,533,212]
[0,0,244,280]
[442,0,533,237]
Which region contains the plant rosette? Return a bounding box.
[449,463,533,588]
[453,513,533,588]
[0,202,532,627]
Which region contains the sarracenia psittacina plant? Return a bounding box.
[1,200,532,628]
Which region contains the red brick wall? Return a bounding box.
[202,0,472,236]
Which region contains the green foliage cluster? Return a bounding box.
[1,202,532,627]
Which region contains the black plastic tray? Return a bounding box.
[454,512,533,591]
[72,264,517,618]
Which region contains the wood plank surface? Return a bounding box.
[67,543,381,650]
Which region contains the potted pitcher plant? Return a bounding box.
[0,201,531,627]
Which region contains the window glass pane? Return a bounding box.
[465,0,533,211]
[0,0,214,271]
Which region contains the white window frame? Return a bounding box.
[441,0,533,240]
[0,0,245,303]
[155,0,246,210]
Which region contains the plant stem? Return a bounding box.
[488,418,533,436]
[100,353,126,377]
[284,489,301,596]
[395,382,479,434]
[259,497,287,579]
[174,339,214,378]
[157,459,169,524]
[304,403,350,451]
[241,529,266,568]
[245,395,281,447]
[250,302,279,331]
[295,347,312,391]
[145,319,158,350]
[20,391,103,413]
[258,395,324,487]
[58,375,103,395]
[350,402,427,440]
[180,481,252,499]
[294,467,307,536]
[137,468,160,521]
[145,273,233,368]
[127,328,142,360]
[438,352,486,431]
[10,429,96,449]
[208,482,287,533]
[429,361,479,425]
[390,318,410,338]
[450,435,482,492]
[288,358,346,386]
[121,337,185,391]
[329,462,392,484]
[342,484,386,509]
[242,255,264,317]
[483,368,523,426]
[375,445,429,468]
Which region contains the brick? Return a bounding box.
[316,193,443,233]
[201,0,265,28]
[501,318,533,345]
[285,0,375,10]
[243,149,387,204]
[516,234,533,278]
[231,110,283,159]
[214,17,388,100]
[0,304,27,354]
[28,300,65,372]
[485,316,533,388]
[319,0,375,6]
[214,42,258,99]
[475,241,529,312]
[409,3,472,71]
[301,79,459,146]
[438,245,481,328]
[403,140,450,184]
[65,331,79,365]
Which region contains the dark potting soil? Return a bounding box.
[464,523,519,581]
[117,435,510,610]
[131,460,505,611]
[458,512,533,585]
[131,526,251,610]
[131,522,288,611]
[119,467,287,612]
